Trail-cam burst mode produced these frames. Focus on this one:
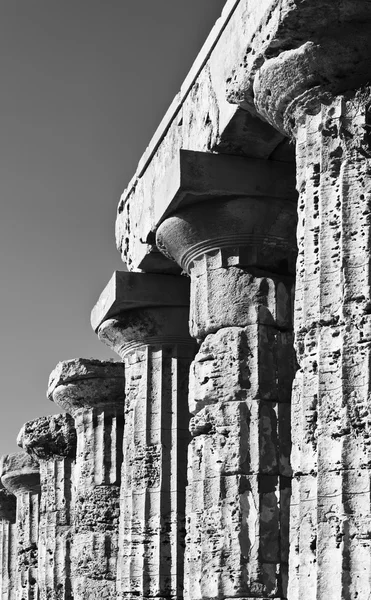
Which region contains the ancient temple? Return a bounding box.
[1,1,371,598]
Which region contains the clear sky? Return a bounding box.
[0,0,226,455]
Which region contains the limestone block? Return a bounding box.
[184,320,293,600]
[17,413,76,462]
[189,400,291,480]
[0,482,17,600]
[152,150,296,225]
[0,519,17,600]
[48,359,125,600]
[156,197,297,340]
[0,482,16,525]
[17,414,77,600]
[91,271,190,334]
[275,94,371,599]
[116,0,300,272]
[287,476,317,600]
[1,453,40,600]
[189,325,294,414]
[92,275,195,600]
[185,473,288,600]
[117,337,193,600]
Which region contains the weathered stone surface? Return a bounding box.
[123,151,296,271]
[285,93,371,600]
[92,274,196,600]
[157,193,296,599]
[17,413,76,461]
[184,326,293,600]
[185,473,289,599]
[0,518,17,600]
[189,399,291,479]
[95,300,195,600]
[116,0,302,273]
[49,359,125,600]
[17,414,77,600]
[91,271,190,334]
[48,358,125,415]
[1,453,40,600]
[0,481,16,524]
[1,453,40,497]
[5,3,371,599]
[189,322,294,414]
[252,35,371,593]
[156,197,297,341]
[0,481,17,600]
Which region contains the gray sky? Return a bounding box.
[0,0,226,455]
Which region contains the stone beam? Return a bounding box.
[118,149,296,273]
[115,0,371,276]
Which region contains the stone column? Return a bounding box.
[1,452,40,600]
[92,272,196,600]
[252,30,371,600]
[17,413,77,600]
[0,480,17,600]
[47,359,125,600]
[156,196,297,600]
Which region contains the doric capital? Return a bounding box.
[253,24,371,136]
[156,197,296,339]
[17,413,77,461]
[47,358,125,416]
[156,196,297,276]
[1,452,40,496]
[0,480,16,522]
[115,150,296,272]
[92,272,194,358]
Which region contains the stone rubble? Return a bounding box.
[2,1,371,599]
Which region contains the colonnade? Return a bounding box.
[2,2,371,599]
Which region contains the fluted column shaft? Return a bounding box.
[48,359,125,600]
[289,95,371,600]
[156,196,297,600]
[0,482,17,600]
[252,30,371,596]
[97,303,196,600]
[17,413,77,600]
[1,453,40,600]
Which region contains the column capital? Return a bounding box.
[157,196,297,276]
[116,150,296,272]
[0,480,16,522]
[156,197,297,339]
[1,452,40,496]
[92,272,195,358]
[17,413,77,461]
[47,358,125,416]
[253,24,371,136]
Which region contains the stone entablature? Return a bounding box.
[2,1,371,599]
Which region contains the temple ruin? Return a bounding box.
[2,0,371,598]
